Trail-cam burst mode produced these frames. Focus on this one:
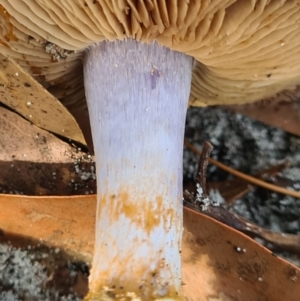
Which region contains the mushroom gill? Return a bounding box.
[1,1,300,108]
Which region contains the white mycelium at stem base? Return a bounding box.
[83,40,193,300]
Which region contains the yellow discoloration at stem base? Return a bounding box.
[83,286,183,301]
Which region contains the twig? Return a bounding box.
[195,141,213,197]
[184,201,300,254]
[184,140,300,199]
[207,162,288,204]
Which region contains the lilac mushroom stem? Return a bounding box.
[83,39,193,300]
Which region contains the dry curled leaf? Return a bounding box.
[224,87,300,137]
[0,54,85,144]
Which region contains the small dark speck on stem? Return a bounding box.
[150,66,161,89]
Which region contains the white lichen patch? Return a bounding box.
[0,243,80,301]
[194,183,221,211]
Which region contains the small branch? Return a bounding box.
[183,201,300,254]
[195,141,213,198]
[184,140,300,199]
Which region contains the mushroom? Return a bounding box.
[1,1,300,300]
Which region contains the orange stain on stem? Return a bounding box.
[98,191,175,234]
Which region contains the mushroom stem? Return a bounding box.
[83,40,193,300]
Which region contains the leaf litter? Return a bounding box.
[1,105,300,299]
[184,106,300,266]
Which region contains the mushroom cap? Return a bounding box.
[1,0,300,110]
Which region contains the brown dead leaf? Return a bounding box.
[224,87,300,137]
[0,54,85,144]
[0,194,95,263]
[182,207,300,301]
[0,106,95,195]
[0,194,299,301]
